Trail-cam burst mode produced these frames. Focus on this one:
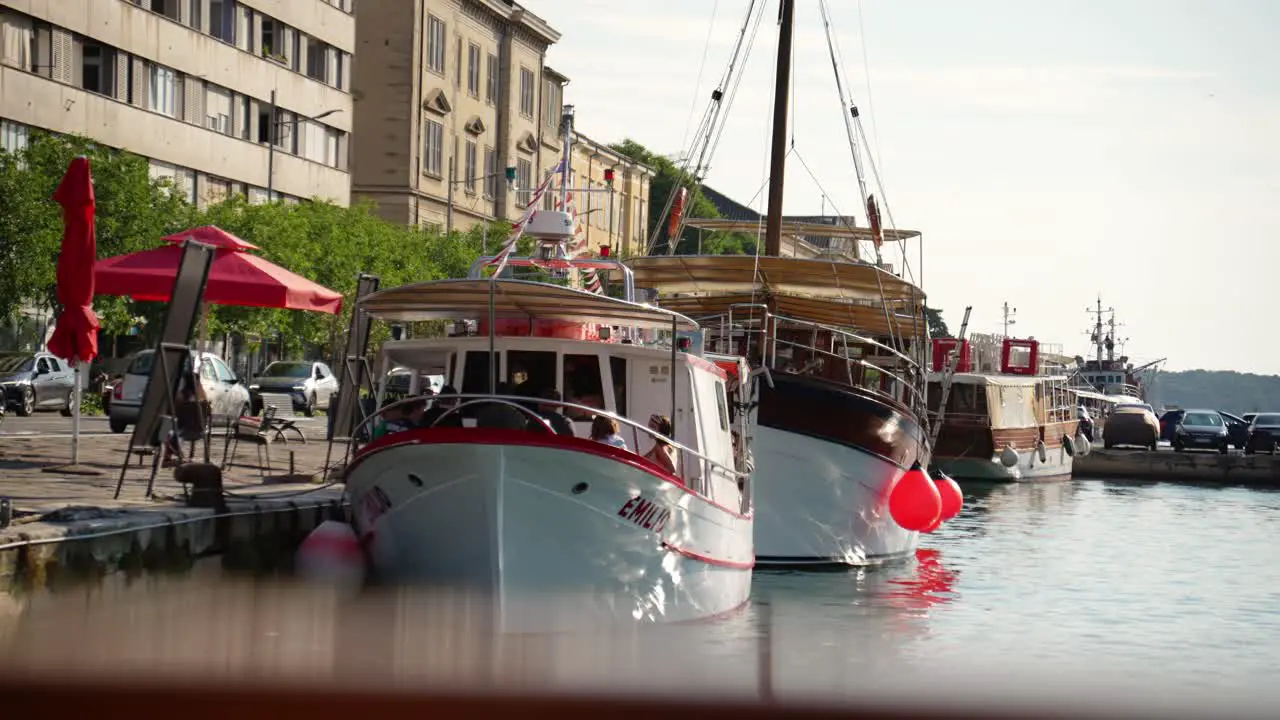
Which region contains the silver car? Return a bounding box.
[108,350,251,433]
[248,360,338,417]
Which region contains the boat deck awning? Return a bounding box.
[625,255,925,304]
[359,279,699,331]
[657,292,920,337]
[682,218,921,243]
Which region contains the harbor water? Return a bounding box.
[4,479,1280,713]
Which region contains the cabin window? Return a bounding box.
[563,354,604,420]
[714,380,729,431]
[460,351,496,397]
[506,349,555,398]
[609,356,628,417]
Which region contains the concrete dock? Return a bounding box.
[1073,446,1280,484]
[0,418,346,593]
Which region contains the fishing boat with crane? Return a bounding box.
[626,0,956,566]
[1069,297,1165,412]
[337,107,758,631]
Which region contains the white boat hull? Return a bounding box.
[343,428,754,632]
[751,426,919,567]
[935,444,1074,483]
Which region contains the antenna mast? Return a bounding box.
[1002,301,1017,337]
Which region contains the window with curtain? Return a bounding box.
[148,64,178,117]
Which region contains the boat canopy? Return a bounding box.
[681,218,921,244]
[626,255,924,304]
[359,278,700,331]
[656,291,920,337]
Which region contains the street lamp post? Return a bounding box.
[266,88,342,199]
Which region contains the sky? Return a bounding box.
[533,0,1280,375]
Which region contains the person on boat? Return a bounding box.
[590,415,627,449]
[374,398,422,438]
[536,388,575,436]
[419,385,461,428]
[644,414,678,475]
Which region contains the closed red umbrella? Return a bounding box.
[45,156,100,472]
[94,226,343,314]
[46,156,101,364]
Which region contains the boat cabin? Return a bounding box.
[356,278,751,510]
[624,254,929,417]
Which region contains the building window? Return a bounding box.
[200,174,233,208]
[542,78,560,130]
[234,3,251,51]
[209,0,234,42]
[186,0,203,31]
[149,160,196,204]
[0,119,28,154]
[483,146,496,199]
[464,140,477,193]
[485,52,497,104]
[516,157,532,206]
[204,84,232,134]
[426,15,445,73]
[0,11,34,70]
[454,37,461,87]
[304,36,332,83]
[422,118,443,177]
[149,0,180,22]
[467,43,480,97]
[81,43,116,98]
[519,66,534,118]
[148,64,179,117]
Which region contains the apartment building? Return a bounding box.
[352,0,651,255]
[0,0,354,206]
[562,129,652,258]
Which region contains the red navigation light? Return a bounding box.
[599,245,611,257]
[603,168,615,185]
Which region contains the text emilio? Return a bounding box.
[617,495,671,533]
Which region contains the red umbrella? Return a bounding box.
[94,225,343,314]
[46,156,101,364]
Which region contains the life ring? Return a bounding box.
[1063,434,1075,457]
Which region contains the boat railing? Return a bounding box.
[698,307,924,415]
[346,393,750,512]
[769,335,925,410]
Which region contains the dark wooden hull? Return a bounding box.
[756,372,927,471]
[932,418,1079,461]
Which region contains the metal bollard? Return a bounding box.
[0,497,11,530]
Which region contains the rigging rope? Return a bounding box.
[647,0,768,255]
[678,0,720,155]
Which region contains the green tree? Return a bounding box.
[0,131,190,334]
[925,307,950,338]
[609,139,755,256]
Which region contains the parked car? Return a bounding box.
[0,351,77,417]
[1170,409,1229,454]
[1218,410,1251,449]
[1102,403,1159,450]
[248,360,339,416]
[108,350,250,434]
[385,367,445,399]
[1244,413,1280,455]
[1159,408,1187,443]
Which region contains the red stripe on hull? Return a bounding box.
[662,542,755,570]
[349,426,752,520]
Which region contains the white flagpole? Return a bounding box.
[71,359,82,464]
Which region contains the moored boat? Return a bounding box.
[628,255,931,566]
[341,278,757,631]
[927,332,1080,483]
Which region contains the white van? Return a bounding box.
[107,349,251,433]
